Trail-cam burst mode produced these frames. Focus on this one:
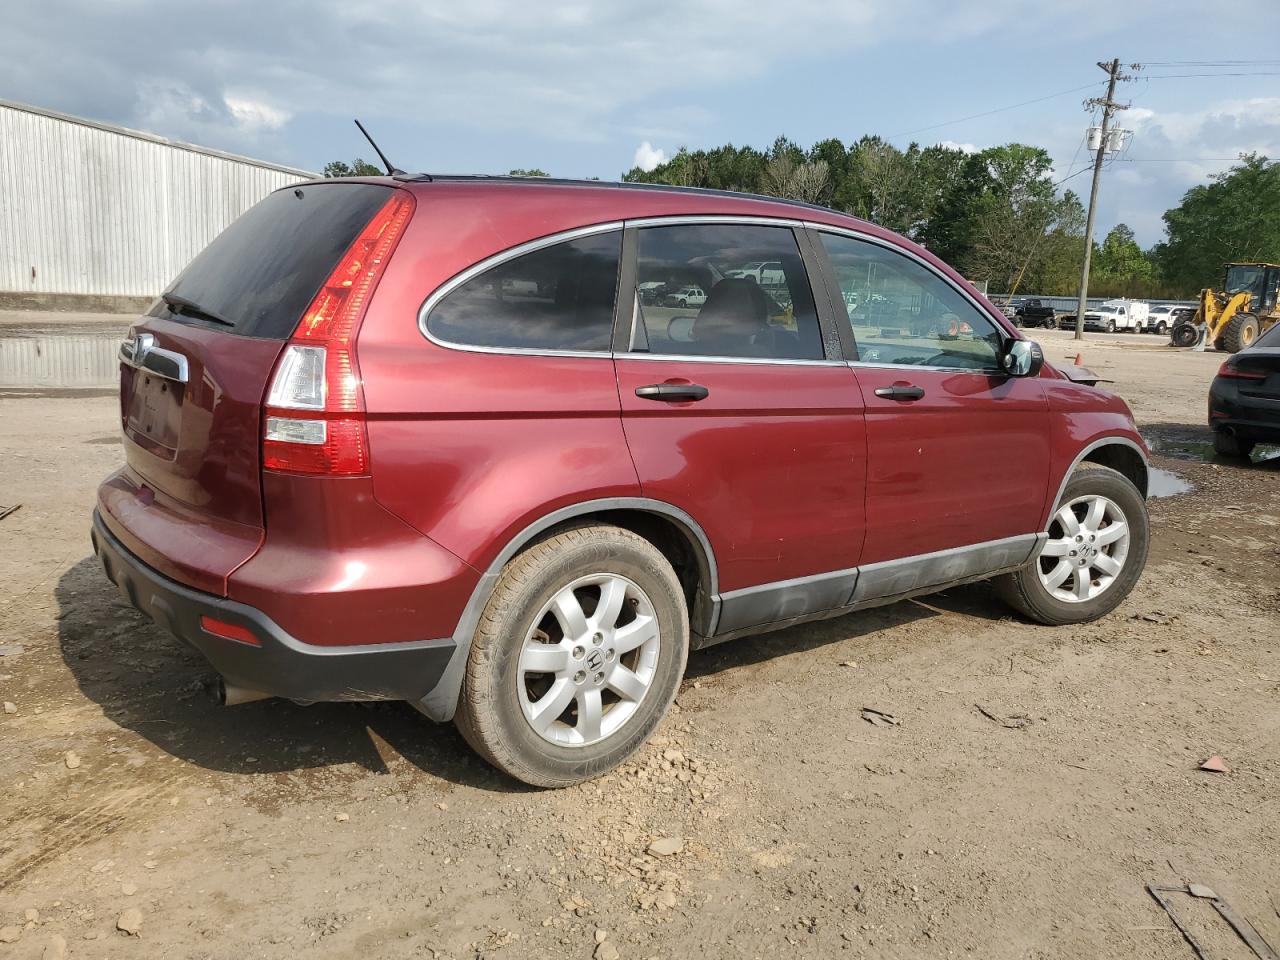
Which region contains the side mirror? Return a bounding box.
[1003,339,1044,377]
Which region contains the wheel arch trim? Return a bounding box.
[1045,437,1149,527]
[415,497,719,721]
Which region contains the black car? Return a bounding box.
[1208,320,1280,457]
[1014,298,1057,328]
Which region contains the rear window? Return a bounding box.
[425,231,621,352]
[154,183,393,339]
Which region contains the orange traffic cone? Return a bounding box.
[1074,353,1083,365]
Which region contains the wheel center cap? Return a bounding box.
[585,648,605,672]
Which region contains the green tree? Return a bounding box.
[323,158,383,177]
[1093,224,1155,288]
[1153,154,1280,294]
[508,168,549,177]
[963,144,1063,291]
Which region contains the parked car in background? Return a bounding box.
[664,284,706,307]
[997,298,1021,320]
[1143,304,1177,335]
[92,176,1151,788]
[1077,299,1149,333]
[727,260,785,286]
[1014,298,1056,329]
[1208,319,1280,457]
[637,281,668,305]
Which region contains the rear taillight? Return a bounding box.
[1216,361,1265,381]
[263,191,414,475]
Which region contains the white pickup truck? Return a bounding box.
[1081,299,1149,333]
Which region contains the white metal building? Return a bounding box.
[0,98,314,310]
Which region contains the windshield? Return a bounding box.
[1225,265,1264,296]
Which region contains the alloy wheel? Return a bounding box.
[1036,495,1131,603]
[517,574,661,747]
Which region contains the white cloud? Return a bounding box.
[937,140,978,154]
[224,96,290,132]
[632,141,667,172]
[131,78,291,150]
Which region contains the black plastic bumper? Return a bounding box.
[1208,383,1280,444]
[91,511,456,703]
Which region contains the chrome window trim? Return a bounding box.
[811,224,1011,374]
[417,221,625,358]
[626,214,806,229]
[623,353,846,368]
[844,360,1003,376]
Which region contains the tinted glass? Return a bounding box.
[819,233,1002,370]
[156,183,392,339]
[427,232,621,351]
[634,224,823,360]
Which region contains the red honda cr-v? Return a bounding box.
[93,176,1150,786]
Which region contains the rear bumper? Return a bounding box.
[1209,382,1280,442]
[91,510,456,703]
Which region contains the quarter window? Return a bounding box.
[819,233,1003,370]
[633,224,824,360]
[426,231,621,352]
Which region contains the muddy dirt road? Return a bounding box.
[1,322,1277,959]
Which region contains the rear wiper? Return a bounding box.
[162,292,234,327]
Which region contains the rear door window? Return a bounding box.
[425,231,621,352]
[157,183,393,339]
[632,223,824,360]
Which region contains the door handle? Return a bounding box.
[635,382,709,402]
[874,384,925,401]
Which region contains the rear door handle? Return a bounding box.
[635,383,709,402]
[874,384,925,401]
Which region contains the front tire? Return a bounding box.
[996,464,1148,625]
[455,524,689,788]
[1106,319,1116,333]
[1220,314,1259,353]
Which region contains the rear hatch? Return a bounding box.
[102,181,395,594]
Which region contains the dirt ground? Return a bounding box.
[1,320,1277,959]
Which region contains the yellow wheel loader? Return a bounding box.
[1169,262,1280,353]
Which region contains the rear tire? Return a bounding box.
[1212,430,1255,459]
[995,464,1148,626]
[1220,314,1260,354]
[455,524,689,788]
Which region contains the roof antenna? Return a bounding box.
[353,118,409,177]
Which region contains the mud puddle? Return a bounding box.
[0,326,126,390]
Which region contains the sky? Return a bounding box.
[3,0,1278,247]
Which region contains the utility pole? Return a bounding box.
[1073,59,1131,340]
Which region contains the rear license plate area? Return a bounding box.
[124,372,184,459]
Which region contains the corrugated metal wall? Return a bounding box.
[0,101,313,298]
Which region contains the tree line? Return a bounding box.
[324,143,1279,298]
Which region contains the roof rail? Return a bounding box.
[392,172,845,217]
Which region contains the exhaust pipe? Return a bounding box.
[211,677,273,707]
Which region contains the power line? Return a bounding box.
[1139,71,1280,78]
[1139,59,1280,67]
[887,81,1106,138]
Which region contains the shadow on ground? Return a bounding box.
[58,553,1014,788]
